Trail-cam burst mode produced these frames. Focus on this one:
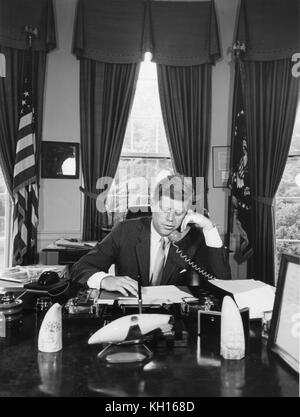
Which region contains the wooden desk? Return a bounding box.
[0,306,298,397]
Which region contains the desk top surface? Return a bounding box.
[0,309,298,398]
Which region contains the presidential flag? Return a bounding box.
[228,66,253,264]
[12,57,38,265]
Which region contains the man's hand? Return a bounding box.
[180,209,214,232]
[101,275,138,297]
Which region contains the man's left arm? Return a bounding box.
[202,227,231,280]
[182,210,231,280]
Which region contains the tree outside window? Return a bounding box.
[275,101,300,280]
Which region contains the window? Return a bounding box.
[0,167,10,268]
[109,53,173,217]
[275,101,300,279]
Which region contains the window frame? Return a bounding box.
[275,103,300,280]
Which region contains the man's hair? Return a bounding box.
[152,174,193,207]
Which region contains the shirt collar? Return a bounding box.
[151,221,169,247]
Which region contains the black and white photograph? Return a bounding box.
[0,0,299,400]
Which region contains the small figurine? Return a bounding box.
[220,296,245,360]
[38,303,62,353]
[88,314,174,345]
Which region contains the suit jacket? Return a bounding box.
[70,217,231,288]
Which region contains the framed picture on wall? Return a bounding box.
[267,253,300,373]
[212,146,230,188]
[41,141,79,179]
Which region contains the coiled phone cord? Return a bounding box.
[171,242,216,281]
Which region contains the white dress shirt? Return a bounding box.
[87,221,223,289]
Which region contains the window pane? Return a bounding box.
[132,119,156,153]
[277,156,300,198]
[0,217,4,235]
[112,157,173,212]
[132,79,159,117]
[0,167,8,268]
[0,237,4,269]
[289,104,300,155]
[0,195,5,217]
[111,55,173,218]
[0,173,6,193]
[276,199,300,240]
[275,241,300,281]
[275,100,300,282]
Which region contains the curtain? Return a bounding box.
[0,0,55,264]
[80,59,140,240]
[0,47,46,195]
[73,0,221,237]
[0,47,47,264]
[241,59,299,284]
[157,64,212,208]
[73,0,220,66]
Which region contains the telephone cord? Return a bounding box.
[172,242,216,281]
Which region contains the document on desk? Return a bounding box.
[210,279,276,319]
[98,285,193,305]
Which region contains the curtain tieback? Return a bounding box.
[252,195,273,206]
[79,186,97,200]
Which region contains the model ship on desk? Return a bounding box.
[89,274,174,345]
[88,313,174,345]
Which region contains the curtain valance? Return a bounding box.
[73,0,221,65]
[236,0,299,61]
[0,0,56,51]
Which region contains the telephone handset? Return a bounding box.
[168,225,191,243]
[168,222,217,281]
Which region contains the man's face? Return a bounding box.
[151,196,188,236]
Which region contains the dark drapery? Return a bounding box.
[232,0,300,284]
[0,0,55,195]
[157,64,212,207]
[0,0,56,52]
[73,0,221,237]
[80,60,140,240]
[0,0,56,264]
[236,0,299,61]
[73,0,220,66]
[241,60,299,284]
[0,47,47,196]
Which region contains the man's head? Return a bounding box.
[150,174,193,236]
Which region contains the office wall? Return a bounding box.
[38,0,81,252]
[38,0,240,253]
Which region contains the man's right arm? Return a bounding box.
[70,222,122,288]
[70,222,138,296]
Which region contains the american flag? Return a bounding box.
[12,57,39,265]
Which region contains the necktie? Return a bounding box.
[151,237,166,286]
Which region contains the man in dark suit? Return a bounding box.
[70,175,231,295]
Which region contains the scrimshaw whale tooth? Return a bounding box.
[38,303,62,353]
[88,314,174,345]
[220,296,245,360]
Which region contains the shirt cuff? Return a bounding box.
[87,272,111,290]
[203,226,223,248]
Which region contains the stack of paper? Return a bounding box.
[98,285,193,305]
[54,239,96,249]
[0,264,68,285]
[210,279,276,319]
